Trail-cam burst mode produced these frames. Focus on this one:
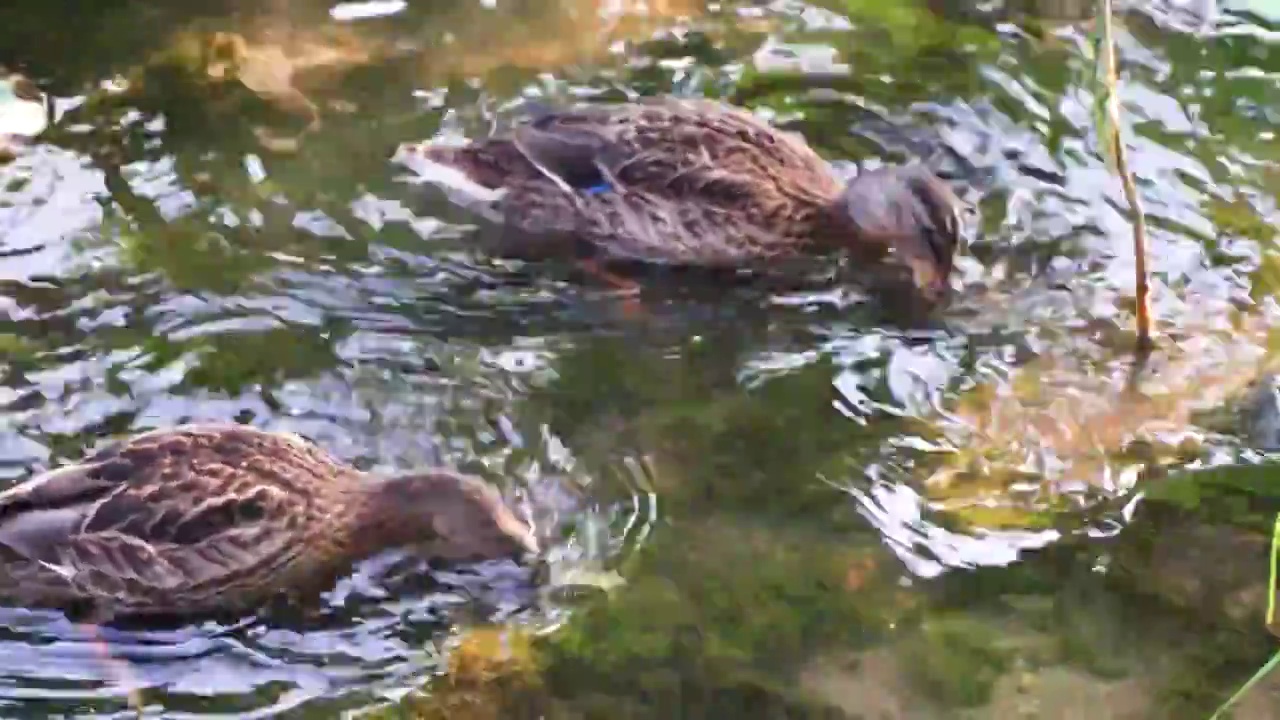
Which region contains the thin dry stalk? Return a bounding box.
[1099,0,1154,352]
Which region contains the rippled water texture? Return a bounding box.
[5,0,1280,716]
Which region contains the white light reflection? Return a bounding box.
[831,477,1061,578]
[329,0,407,21]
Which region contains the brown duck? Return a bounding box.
[398,97,967,304]
[0,423,539,621]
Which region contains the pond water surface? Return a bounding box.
[4,0,1280,717]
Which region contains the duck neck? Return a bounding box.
[815,193,884,258]
[348,473,448,554]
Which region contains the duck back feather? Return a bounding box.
[409,98,851,269]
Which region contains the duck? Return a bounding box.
[0,423,540,621]
[395,96,967,305]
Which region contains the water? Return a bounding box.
[3,0,1280,716]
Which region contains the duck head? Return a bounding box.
[362,471,541,566]
[830,165,969,306]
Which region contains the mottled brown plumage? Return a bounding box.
[0,424,539,621]
[399,97,966,302]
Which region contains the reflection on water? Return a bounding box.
[5,0,1280,716]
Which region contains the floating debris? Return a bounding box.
[751,39,851,76]
[0,74,47,162]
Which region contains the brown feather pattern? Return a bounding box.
[407,97,965,295]
[0,424,538,620]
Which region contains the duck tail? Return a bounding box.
[418,145,502,189]
[404,140,529,190]
[390,140,510,216]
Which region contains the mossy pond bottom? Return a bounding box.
[5,0,1280,716]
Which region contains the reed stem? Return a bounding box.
[1099,0,1154,352]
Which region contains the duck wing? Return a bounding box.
[512,119,621,192]
[515,100,835,193]
[0,425,324,608]
[510,101,713,195]
[503,100,843,266]
[419,99,842,267]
